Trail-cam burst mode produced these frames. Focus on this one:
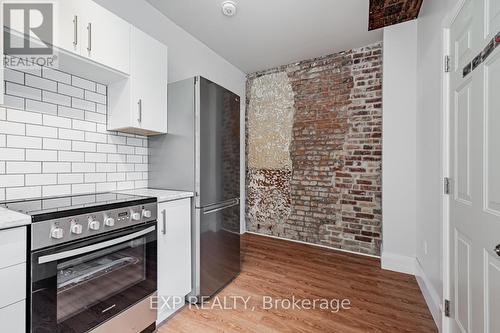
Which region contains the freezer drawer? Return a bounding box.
[198,201,240,298]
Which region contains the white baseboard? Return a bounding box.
[381,251,416,275]
[415,258,443,332]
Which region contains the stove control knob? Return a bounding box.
[142,209,152,218]
[71,224,83,235]
[131,212,141,221]
[104,217,115,227]
[51,227,64,239]
[88,218,100,231]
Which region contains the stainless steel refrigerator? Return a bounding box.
[149,76,241,301]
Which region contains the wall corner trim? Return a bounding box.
[415,258,443,332]
[381,251,416,275]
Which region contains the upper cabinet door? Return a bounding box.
[130,27,168,134]
[53,0,82,55]
[80,1,130,74]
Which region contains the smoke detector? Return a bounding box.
[221,1,237,17]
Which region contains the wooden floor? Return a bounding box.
[158,233,437,333]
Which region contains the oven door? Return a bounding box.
[31,222,157,333]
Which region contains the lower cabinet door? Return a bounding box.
[0,300,25,333]
[157,198,192,323]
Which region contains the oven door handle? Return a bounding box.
[38,226,155,264]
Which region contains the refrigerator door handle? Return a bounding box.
[202,198,240,215]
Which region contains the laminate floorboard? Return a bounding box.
[158,233,437,333]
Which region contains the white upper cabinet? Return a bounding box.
[130,27,168,134]
[107,27,168,135]
[53,0,130,74]
[80,1,130,74]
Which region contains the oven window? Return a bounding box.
[56,238,146,323]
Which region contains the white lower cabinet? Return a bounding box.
[0,227,27,333]
[157,198,192,324]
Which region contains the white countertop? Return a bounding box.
[0,207,31,230]
[114,188,194,203]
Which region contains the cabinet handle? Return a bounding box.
[137,99,142,123]
[87,23,92,52]
[73,16,78,46]
[162,209,167,235]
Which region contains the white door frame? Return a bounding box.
[441,1,469,332]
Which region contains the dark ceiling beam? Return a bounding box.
[369,0,424,31]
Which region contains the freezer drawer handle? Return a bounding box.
[38,226,155,264]
[202,198,240,215]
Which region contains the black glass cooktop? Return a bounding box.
[0,192,156,222]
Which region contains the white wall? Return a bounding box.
[415,0,460,329]
[93,0,247,233]
[382,20,418,275]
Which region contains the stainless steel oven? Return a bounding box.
[31,222,157,333]
[3,193,160,333]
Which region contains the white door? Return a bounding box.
[80,0,130,74]
[130,27,168,134]
[157,199,192,322]
[449,0,500,332]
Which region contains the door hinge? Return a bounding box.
[444,299,451,317]
[444,55,451,73]
[444,177,451,195]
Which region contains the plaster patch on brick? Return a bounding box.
[247,72,295,170]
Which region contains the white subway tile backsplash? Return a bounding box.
[7,135,42,149]
[72,97,96,112]
[85,111,106,124]
[6,186,41,200]
[7,108,42,124]
[96,84,106,95]
[0,148,24,161]
[72,76,96,91]
[96,144,117,154]
[59,128,84,141]
[43,162,71,173]
[72,141,96,152]
[58,106,85,120]
[5,69,24,85]
[26,124,58,138]
[58,83,84,98]
[26,149,58,161]
[71,183,95,195]
[6,161,41,174]
[58,173,83,184]
[0,175,24,187]
[43,138,72,151]
[43,184,71,197]
[1,65,149,199]
[59,151,85,162]
[25,99,58,115]
[73,119,96,132]
[6,82,42,100]
[84,173,106,183]
[43,114,72,128]
[42,67,71,84]
[72,163,95,173]
[43,91,71,106]
[84,152,106,163]
[26,174,57,186]
[26,75,57,92]
[84,91,106,105]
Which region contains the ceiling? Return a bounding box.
[145,0,383,74]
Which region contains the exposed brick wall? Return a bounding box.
[369,0,423,30]
[246,42,383,256]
